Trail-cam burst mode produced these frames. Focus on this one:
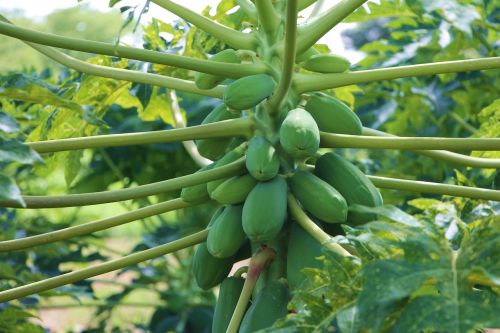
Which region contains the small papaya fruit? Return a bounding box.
[207,205,246,258]
[279,108,320,158]
[315,152,383,224]
[192,243,235,290]
[212,276,245,333]
[288,170,347,223]
[245,136,280,181]
[196,104,239,160]
[180,163,215,203]
[305,93,362,135]
[223,74,275,110]
[210,174,257,204]
[195,49,241,90]
[239,280,289,333]
[302,53,350,73]
[242,176,288,243]
[206,143,247,196]
[295,46,319,63]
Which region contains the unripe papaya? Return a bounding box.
[305,93,362,135]
[180,163,215,203]
[223,74,275,110]
[212,276,245,333]
[289,170,347,223]
[287,222,323,291]
[295,46,319,63]
[302,53,350,73]
[245,136,280,181]
[242,176,288,243]
[210,174,257,204]
[196,104,238,160]
[207,205,246,258]
[239,280,289,333]
[279,108,320,158]
[192,243,235,290]
[315,152,383,224]
[195,49,241,90]
[206,143,247,195]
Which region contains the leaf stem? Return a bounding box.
[0,158,245,208]
[294,57,500,92]
[362,127,500,168]
[0,19,264,78]
[320,132,500,151]
[296,0,367,54]
[226,246,276,333]
[367,176,500,201]
[28,118,253,154]
[267,0,298,112]
[254,0,280,36]
[236,0,258,20]
[287,193,352,256]
[150,0,257,50]
[0,198,197,252]
[0,230,208,303]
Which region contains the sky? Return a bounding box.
[0,0,364,62]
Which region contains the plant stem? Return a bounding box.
[0,230,208,303]
[0,20,264,78]
[362,127,500,168]
[37,301,165,309]
[0,158,245,208]
[295,0,367,54]
[254,0,280,36]
[236,0,258,20]
[226,246,276,333]
[294,57,500,92]
[298,0,317,11]
[28,118,253,154]
[0,198,197,252]
[268,0,298,112]
[150,0,256,50]
[287,193,352,256]
[320,132,500,151]
[368,176,500,201]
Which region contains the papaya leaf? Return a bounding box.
[0,111,18,133]
[0,174,25,207]
[0,137,41,165]
[348,204,420,227]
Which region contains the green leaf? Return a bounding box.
[348,204,420,227]
[0,111,18,133]
[0,137,41,165]
[0,174,25,207]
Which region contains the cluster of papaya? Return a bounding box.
[179,48,382,332]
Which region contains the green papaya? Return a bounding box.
[315,152,383,224]
[296,46,319,63]
[242,176,288,243]
[288,170,347,223]
[210,174,257,204]
[196,104,239,160]
[180,163,215,203]
[279,108,320,158]
[287,222,323,291]
[239,280,289,333]
[305,93,362,135]
[195,49,241,90]
[234,239,252,262]
[206,143,247,195]
[192,243,235,290]
[245,136,280,181]
[207,205,246,258]
[302,53,350,73]
[223,74,275,110]
[212,276,245,333]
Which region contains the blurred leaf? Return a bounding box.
[0,111,18,133]
[0,174,25,207]
[0,137,41,164]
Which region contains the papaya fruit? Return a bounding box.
[239,280,289,333]
[305,93,362,135]
[302,53,350,73]
[192,243,235,290]
[288,170,347,223]
[279,108,320,158]
[287,222,323,291]
[223,74,275,110]
[212,276,245,333]
[206,143,247,196]
[315,152,383,224]
[195,49,241,90]
[245,136,280,181]
[207,205,246,258]
[180,163,215,203]
[195,104,239,160]
[296,46,319,63]
[242,176,288,243]
[210,174,257,204]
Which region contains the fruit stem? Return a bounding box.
[0,229,209,303]
[226,246,276,333]
[287,193,352,257]
[236,0,258,20]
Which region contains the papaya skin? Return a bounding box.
[279,108,320,158]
